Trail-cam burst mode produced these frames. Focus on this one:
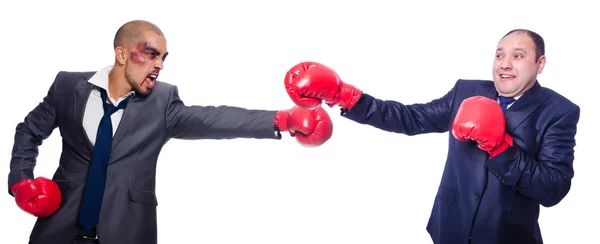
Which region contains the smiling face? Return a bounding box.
[492,31,546,97]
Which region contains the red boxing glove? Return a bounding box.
[451,96,513,158]
[284,61,362,110]
[274,106,333,147]
[11,177,62,217]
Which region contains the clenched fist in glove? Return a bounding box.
[284,61,362,110]
[274,105,333,147]
[452,96,513,158]
[11,177,62,217]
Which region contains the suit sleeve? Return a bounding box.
[486,105,580,207]
[165,85,281,140]
[8,72,61,196]
[340,81,459,135]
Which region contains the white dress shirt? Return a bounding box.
[83,65,135,146]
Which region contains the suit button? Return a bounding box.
[473,193,480,199]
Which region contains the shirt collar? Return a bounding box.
[88,65,135,102]
[87,65,113,91]
[513,94,522,100]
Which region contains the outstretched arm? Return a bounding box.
[284,61,459,136]
[165,85,279,140]
[165,85,334,147]
[8,72,61,195]
[341,87,458,136]
[486,106,580,207]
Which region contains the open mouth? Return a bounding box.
[143,73,158,89]
[499,74,516,80]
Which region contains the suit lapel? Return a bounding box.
[504,82,548,133]
[74,72,149,163]
[111,93,148,154]
[74,73,96,155]
[473,80,546,133]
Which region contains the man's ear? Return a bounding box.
[537,55,546,74]
[115,47,127,65]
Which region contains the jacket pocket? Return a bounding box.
[128,189,158,206]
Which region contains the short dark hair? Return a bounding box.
[113,20,164,49]
[502,29,545,61]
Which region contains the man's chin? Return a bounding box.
[496,87,520,97]
[133,85,152,96]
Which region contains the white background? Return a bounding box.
[1,0,598,243]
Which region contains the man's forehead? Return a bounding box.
[497,34,534,52]
[138,32,167,50]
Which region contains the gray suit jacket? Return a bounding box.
[8,71,280,244]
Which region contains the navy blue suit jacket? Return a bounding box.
[341,79,580,244]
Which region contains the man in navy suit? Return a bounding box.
[283,29,580,243]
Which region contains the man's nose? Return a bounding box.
[153,59,164,70]
[501,57,512,70]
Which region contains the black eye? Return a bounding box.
[146,51,159,58]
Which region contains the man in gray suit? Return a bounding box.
[8,20,334,244]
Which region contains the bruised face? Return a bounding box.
[123,31,168,94]
[492,32,545,97]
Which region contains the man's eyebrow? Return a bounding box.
[513,48,527,54]
[496,47,528,54]
[144,46,160,53]
[143,46,168,60]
